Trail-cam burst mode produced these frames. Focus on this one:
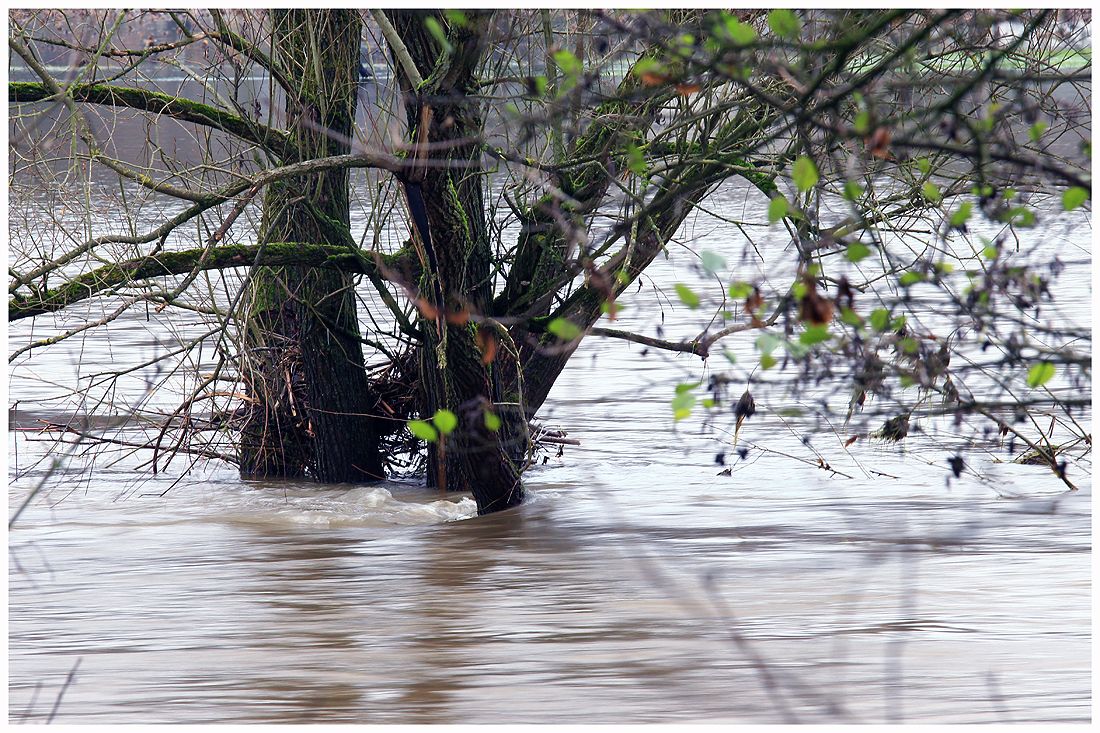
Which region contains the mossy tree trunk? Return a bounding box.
[238,10,384,483]
[390,10,526,513]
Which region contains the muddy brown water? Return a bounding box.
[9,51,1091,722]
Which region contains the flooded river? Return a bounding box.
[9,260,1091,723]
[8,24,1092,723]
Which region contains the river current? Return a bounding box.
[8,33,1092,723]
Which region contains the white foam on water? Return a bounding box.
[255,485,478,527]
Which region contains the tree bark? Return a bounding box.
[238,10,384,483]
[390,10,527,513]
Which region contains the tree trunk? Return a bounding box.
[390,10,527,513]
[238,10,384,483]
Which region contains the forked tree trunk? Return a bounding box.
[238,10,384,483]
[391,10,527,513]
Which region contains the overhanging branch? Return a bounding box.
[9,81,294,162]
[9,242,407,321]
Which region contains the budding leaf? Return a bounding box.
[950,202,973,226]
[800,324,831,345]
[729,281,754,299]
[767,9,802,39]
[675,283,700,309]
[484,409,502,432]
[552,49,582,79]
[671,391,696,420]
[1026,362,1056,388]
[1028,121,1047,144]
[432,409,458,436]
[721,15,757,45]
[548,317,582,340]
[870,308,891,331]
[768,196,789,223]
[899,271,925,287]
[1062,187,1088,211]
[845,242,871,262]
[408,420,438,442]
[701,250,726,275]
[792,156,819,193]
[423,17,453,54]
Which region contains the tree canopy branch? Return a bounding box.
[9,241,411,321]
[9,81,294,162]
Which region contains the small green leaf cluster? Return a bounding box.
[408,409,457,443]
[408,405,504,443]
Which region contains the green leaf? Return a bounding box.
[675,381,700,394]
[483,409,501,432]
[950,202,973,227]
[915,158,931,175]
[671,391,696,420]
[443,10,469,26]
[423,17,454,54]
[854,111,871,135]
[700,250,726,275]
[870,308,891,331]
[899,337,919,355]
[1028,121,1048,144]
[785,339,809,359]
[899,271,925,287]
[675,283,700,309]
[626,143,647,175]
[722,347,738,364]
[792,156,819,193]
[921,182,941,202]
[755,333,782,355]
[760,352,777,370]
[1027,362,1056,388]
[767,9,802,39]
[432,409,458,436]
[720,14,757,45]
[1062,186,1089,211]
[845,242,871,263]
[551,49,582,79]
[408,420,438,442]
[768,196,789,223]
[702,397,716,409]
[728,281,754,299]
[1004,206,1035,227]
[524,75,548,97]
[843,180,864,201]
[548,317,582,340]
[632,57,664,78]
[800,324,831,345]
[839,307,862,327]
